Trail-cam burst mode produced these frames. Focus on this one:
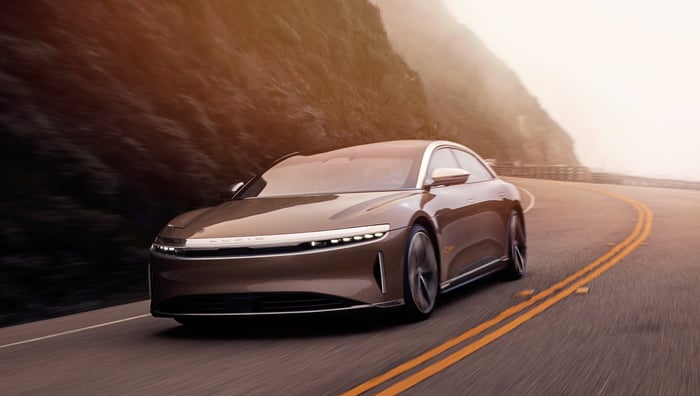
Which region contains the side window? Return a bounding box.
[451,149,494,183]
[424,148,459,185]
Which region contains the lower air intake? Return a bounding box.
[156,292,360,314]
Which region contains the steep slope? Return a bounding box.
[1,0,579,326]
[0,0,436,326]
[376,0,579,164]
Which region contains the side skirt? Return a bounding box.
[439,256,509,293]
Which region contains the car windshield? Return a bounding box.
[240,143,424,197]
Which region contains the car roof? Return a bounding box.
[295,139,434,156]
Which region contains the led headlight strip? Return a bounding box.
[151,237,186,255]
[306,229,388,249]
[152,224,391,255]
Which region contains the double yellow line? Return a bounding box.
[342,188,653,395]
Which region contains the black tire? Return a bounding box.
[402,225,439,321]
[502,211,527,280]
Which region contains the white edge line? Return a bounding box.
[519,186,536,213]
[0,314,150,350]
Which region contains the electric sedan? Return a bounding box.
[149,140,526,324]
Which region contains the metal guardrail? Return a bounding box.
[494,166,700,191]
[493,166,589,182]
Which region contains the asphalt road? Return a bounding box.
[1,178,699,395]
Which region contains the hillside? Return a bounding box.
[0,0,437,326]
[0,0,578,326]
[376,0,579,164]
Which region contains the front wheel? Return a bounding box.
[502,211,527,280]
[403,225,439,321]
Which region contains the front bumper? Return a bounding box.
[149,228,409,317]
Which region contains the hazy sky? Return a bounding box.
[443,0,700,181]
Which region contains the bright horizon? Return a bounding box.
[443,0,700,181]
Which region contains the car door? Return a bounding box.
[423,148,483,282]
[451,149,509,265]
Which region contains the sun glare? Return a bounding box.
[443,0,700,181]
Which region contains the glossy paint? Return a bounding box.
[149,140,524,317]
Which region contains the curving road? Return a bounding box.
[1,179,699,395]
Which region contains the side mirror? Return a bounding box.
[220,181,244,200]
[430,168,469,187]
[230,181,245,193]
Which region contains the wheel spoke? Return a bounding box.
[419,274,429,300]
[514,245,524,272]
[407,232,437,314]
[508,215,526,275]
[500,213,527,280]
[410,247,420,268]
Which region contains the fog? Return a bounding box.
[443,0,700,181]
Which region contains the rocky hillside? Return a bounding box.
[376,0,579,164]
[0,0,578,326]
[0,0,437,326]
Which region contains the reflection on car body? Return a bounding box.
[149,140,527,324]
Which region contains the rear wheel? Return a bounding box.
[503,211,527,280]
[403,225,439,321]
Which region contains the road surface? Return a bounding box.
[1,178,699,395]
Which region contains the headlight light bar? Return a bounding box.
[151,224,391,256]
[308,231,387,249]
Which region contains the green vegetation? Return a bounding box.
[0,0,576,326]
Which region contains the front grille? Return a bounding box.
[182,245,306,258]
[156,293,360,314]
[151,245,306,258]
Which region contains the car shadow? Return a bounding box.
[153,309,407,340]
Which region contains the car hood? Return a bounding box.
[161,191,420,239]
